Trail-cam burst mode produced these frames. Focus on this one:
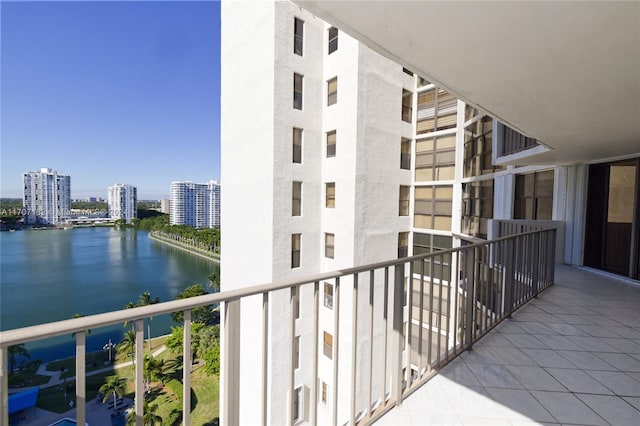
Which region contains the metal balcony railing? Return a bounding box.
[0,228,556,426]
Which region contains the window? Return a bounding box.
[402,89,412,123]
[323,282,333,309]
[398,232,409,258]
[293,73,303,110]
[413,233,453,279]
[294,18,304,56]
[291,234,301,268]
[320,382,328,405]
[325,233,334,258]
[415,135,456,181]
[292,181,302,216]
[293,127,302,163]
[325,183,335,208]
[323,331,333,359]
[401,138,411,170]
[326,130,336,158]
[462,180,494,239]
[328,27,338,54]
[414,185,453,231]
[327,77,337,106]
[399,186,410,216]
[294,336,300,369]
[292,286,300,319]
[499,122,538,156]
[514,170,554,220]
[464,117,504,177]
[416,88,457,134]
[293,386,302,422]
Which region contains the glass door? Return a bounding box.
[584,159,640,278]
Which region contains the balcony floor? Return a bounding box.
[376,265,640,425]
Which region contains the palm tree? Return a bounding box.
[8,344,29,374]
[137,292,160,350]
[118,329,136,360]
[143,355,166,393]
[126,400,162,425]
[99,375,126,412]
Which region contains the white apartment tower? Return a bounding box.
[222,1,411,423]
[108,184,137,224]
[23,167,71,225]
[170,180,220,228]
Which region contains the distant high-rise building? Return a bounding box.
[170,180,220,228]
[160,199,171,215]
[108,184,137,223]
[23,167,71,225]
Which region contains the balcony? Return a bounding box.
[2,228,638,425]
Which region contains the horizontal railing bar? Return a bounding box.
[0,229,556,348]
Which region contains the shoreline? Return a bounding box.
[148,231,220,263]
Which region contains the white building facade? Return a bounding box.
[107,184,137,224]
[23,167,71,225]
[221,1,411,423]
[170,180,220,228]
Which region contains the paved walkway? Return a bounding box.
[376,266,640,425]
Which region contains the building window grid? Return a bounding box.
[414,185,453,231]
[293,127,303,163]
[402,89,412,123]
[514,170,554,220]
[291,234,301,268]
[323,331,333,359]
[326,130,336,158]
[399,185,410,216]
[293,73,303,110]
[325,233,335,259]
[327,77,337,106]
[320,382,328,406]
[328,27,338,54]
[501,123,539,156]
[400,138,411,170]
[464,117,504,177]
[325,183,335,208]
[462,180,494,239]
[415,135,456,182]
[293,18,304,56]
[416,88,457,134]
[292,181,302,216]
[398,232,409,258]
[323,282,333,309]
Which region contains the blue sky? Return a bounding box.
[1,0,220,200]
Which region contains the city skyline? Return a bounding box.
[1,1,221,199]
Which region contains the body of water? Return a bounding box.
[0,227,218,362]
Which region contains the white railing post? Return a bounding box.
[261,293,269,426]
[135,320,144,426]
[311,283,319,426]
[350,273,359,425]
[183,310,192,426]
[75,331,86,426]
[1,346,7,426]
[391,263,405,406]
[221,299,240,425]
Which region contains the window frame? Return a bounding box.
[293,127,303,163]
[323,331,333,359]
[325,233,335,259]
[293,17,304,56]
[291,234,301,268]
[323,282,333,309]
[292,181,302,216]
[293,73,303,110]
[326,130,336,158]
[328,27,338,54]
[325,182,335,208]
[327,77,338,106]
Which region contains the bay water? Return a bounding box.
[0,227,219,362]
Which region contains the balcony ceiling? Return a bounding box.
[296,1,640,164]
